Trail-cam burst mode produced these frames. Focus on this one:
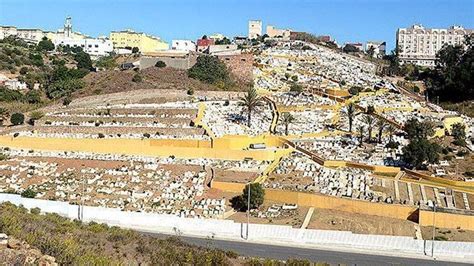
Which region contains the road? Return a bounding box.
[143,232,471,266]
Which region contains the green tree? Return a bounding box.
[348,86,361,96]
[239,87,264,127]
[74,51,92,70]
[362,115,375,142]
[425,34,474,102]
[357,125,365,146]
[280,112,295,135]
[188,55,230,86]
[46,78,85,99]
[451,122,466,146]
[242,183,265,210]
[346,102,356,132]
[386,124,397,143]
[10,112,25,125]
[376,119,386,143]
[215,37,231,45]
[132,47,140,54]
[404,118,434,140]
[36,37,55,52]
[402,138,441,169]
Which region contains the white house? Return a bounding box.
[171,40,196,52]
[55,37,113,58]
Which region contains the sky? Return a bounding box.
[0,0,473,50]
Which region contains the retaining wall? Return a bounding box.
[1,194,473,259]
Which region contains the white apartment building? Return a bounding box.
[248,20,262,40]
[366,41,386,58]
[0,26,45,43]
[171,40,196,52]
[54,37,113,58]
[397,24,473,67]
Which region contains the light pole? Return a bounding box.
[246,183,251,240]
[431,204,437,258]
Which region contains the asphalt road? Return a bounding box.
[144,232,471,266]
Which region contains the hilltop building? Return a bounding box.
[110,29,169,54]
[248,20,262,39]
[266,25,291,40]
[396,24,473,66]
[366,41,386,58]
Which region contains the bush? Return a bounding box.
[0,86,24,102]
[349,86,362,96]
[36,37,55,52]
[155,61,166,68]
[132,73,142,83]
[62,95,72,106]
[10,112,25,125]
[21,188,37,198]
[25,90,41,104]
[30,207,41,215]
[19,66,28,75]
[188,55,231,86]
[98,133,105,138]
[187,88,194,95]
[289,82,303,93]
[231,183,265,211]
[28,111,44,125]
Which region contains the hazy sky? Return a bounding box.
[1,0,473,50]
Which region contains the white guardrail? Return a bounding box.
[1,193,474,260]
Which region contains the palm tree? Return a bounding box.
[280,112,295,136]
[376,119,386,143]
[362,115,375,142]
[239,87,264,127]
[357,125,365,147]
[387,124,396,143]
[346,102,356,132]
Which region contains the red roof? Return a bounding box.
[197,39,215,47]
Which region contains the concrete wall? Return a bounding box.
[139,54,197,70]
[1,193,473,259]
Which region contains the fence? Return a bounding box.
[1,193,473,259]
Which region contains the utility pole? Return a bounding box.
[431,204,437,258]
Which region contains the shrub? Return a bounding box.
[63,95,72,106]
[10,112,25,125]
[19,66,28,75]
[187,88,194,95]
[155,61,166,68]
[132,73,142,83]
[98,133,105,138]
[28,111,44,125]
[25,90,42,104]
[289,82,303,93]
[30,207,41,215]
[21,188,37,198]
[188,55,230,86]
[143,133,151,138]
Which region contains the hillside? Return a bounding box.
[79,67,223,97]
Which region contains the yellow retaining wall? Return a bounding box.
[419,210,474,230]
[265,189,417,220]
[213,135,288,150]
[150,139,211,148]
[211,181,246,193]
[324,160,400,174]
[0,136,288,161]
[405,170,474,190]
